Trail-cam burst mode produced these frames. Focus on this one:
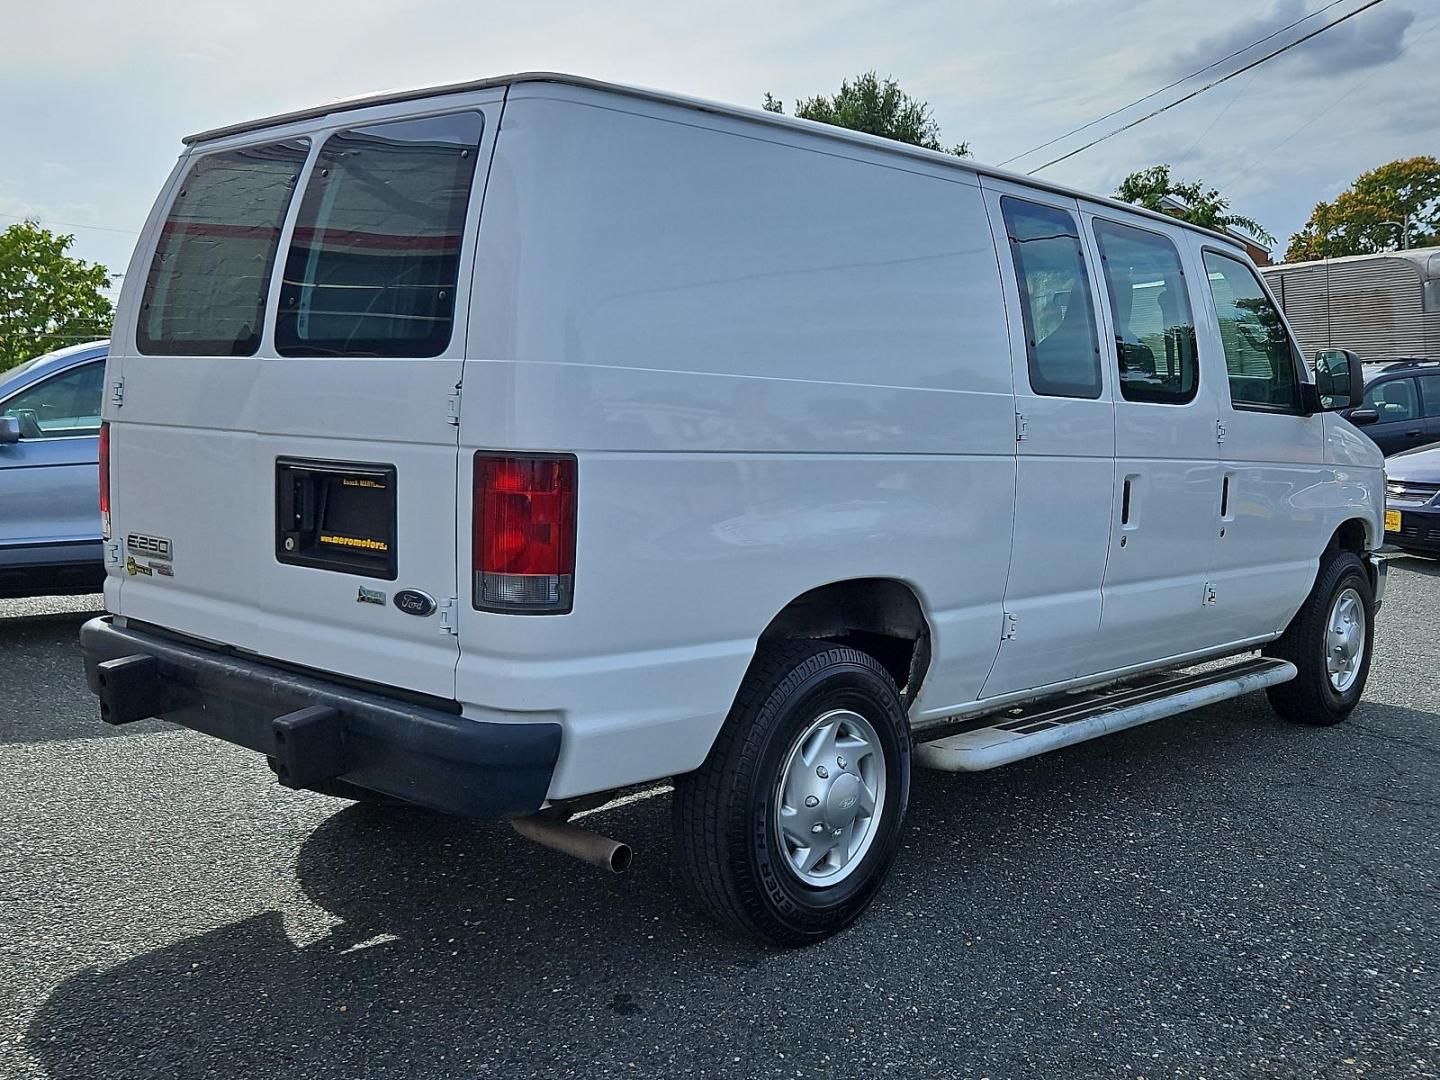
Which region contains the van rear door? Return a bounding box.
[109,97,501,699]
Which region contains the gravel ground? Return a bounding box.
[1,562,1436,1079]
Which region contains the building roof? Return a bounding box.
[1155,194,1270,252]
[182,71,1249,253]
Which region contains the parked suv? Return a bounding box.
[82,75,1386,945]
[0,341,109,598]
[1348,359,1440,455]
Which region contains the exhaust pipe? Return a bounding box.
[509,814,633,874]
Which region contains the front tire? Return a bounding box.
[1264,549,1374,726]
[673,640,911,946]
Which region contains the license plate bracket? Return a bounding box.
[275,457,397,579]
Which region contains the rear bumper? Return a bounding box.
[78,616,561,819]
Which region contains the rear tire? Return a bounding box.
[1264,549,1374,726]
[673,639,911,946]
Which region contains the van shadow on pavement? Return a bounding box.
[24,697,1440,1079]
[0,609,166,745]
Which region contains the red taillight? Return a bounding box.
[99,421,111,540]
[473,453,576,613]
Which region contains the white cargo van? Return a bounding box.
[83,73,1387,945]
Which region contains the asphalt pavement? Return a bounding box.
[1,564,1437,1079]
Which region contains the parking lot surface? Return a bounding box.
[1,565,1437,1079]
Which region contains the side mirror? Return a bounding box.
[0,416,20,444]
[1348,408,1380,426]
[1314,348,1364,411]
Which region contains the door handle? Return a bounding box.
[1121,477,1133,526]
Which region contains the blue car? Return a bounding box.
[0,341,109,598]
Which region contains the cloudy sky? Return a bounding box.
[1,0,1434,285]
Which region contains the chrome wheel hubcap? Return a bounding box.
[774,709,885,886]
[1326,586,1366,693]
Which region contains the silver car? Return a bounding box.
[0,341,109,598]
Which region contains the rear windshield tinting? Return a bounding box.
[137,139,309,356]
[275,112,484,358]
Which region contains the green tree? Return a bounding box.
[0,221,113,373]
[762,72,971,157]
[1115,165,1273,244]
[1285,156,1440,261]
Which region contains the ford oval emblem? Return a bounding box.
[393,589,437,617]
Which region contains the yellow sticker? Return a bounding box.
[319,534,389,552]
[1384,509,1401,533]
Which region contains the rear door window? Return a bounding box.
[1202,251,1302,412]
[999,197,1103,399]
[275,112,484,358]
[1363,377,1418,422]
[1417,374,1440,416]
[1093,220,1198,405]
[138,139,310,356]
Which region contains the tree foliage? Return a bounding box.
[0,221,113,373]
[762,72,970,157]
[1115,165,1273,245]
[1285,156,1440,261]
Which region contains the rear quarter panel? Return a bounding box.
[459,86,1017,797]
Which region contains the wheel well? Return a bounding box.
[758,579,932,706]
[1330,518,1368,556]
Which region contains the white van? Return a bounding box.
[83,73,1386,945]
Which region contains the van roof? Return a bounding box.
[184,71,1249,253]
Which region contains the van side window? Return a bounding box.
[1093,221,1198,405]
[1202,251,1301,411]
[138,139,310,356]
[275,112,484,358]
[1000,198,1102,399]
[1362,377,1418,422]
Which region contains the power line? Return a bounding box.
[0,209,139,236]
[1175,68,1258,165]
[1229,13,1438,185]
[997,0,1351,168]
[1026,0,1390,174]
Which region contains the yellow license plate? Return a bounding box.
[1385,508,1402,533]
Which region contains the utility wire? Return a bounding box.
[0,209,139,236]
[1229,12,1438,185]
[1026,0,1390,174]
[997,0,1351,167]
[1174,68,1257,165]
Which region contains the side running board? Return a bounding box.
[915,656,1297,773]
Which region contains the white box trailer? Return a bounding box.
[1262,247,1440,363]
